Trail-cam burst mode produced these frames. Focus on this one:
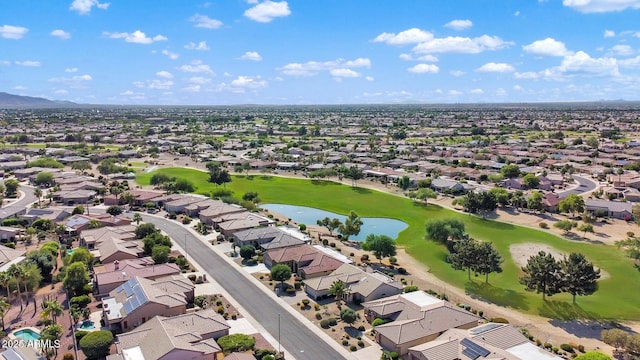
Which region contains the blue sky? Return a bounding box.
[3,0,640,105]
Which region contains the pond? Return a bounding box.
[261,204,408,241]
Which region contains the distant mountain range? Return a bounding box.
[0,92,77,108]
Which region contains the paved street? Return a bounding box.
[0,184,38,219]
[558,174,597,198]
[142,215,350,360]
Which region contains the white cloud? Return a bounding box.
[120,90,134,95]
[408,63,439,74]
[444,19,473,30]
[412,35,510,54]
[563,0,640,13]
[54,89,69,95]
[156,70,173,79]
[188,76,212,84]
[610,44,634,56]
[330,68,360,78]
[514,71,541,79]
[373,28,433,45]
[50,29,71,40]
[185,41,210,51]
[399,53,439,62]
[365,76,374,81]
[13,85,27,90]
[604,30,616,38]
[0,25,28,39]
[244,1,291,23]
[103,30,167,44]
[0,61,10,66]
[230,75,268,89]
[239,51,263,61]
[470,88,484,94]
[449,90,464,96]
[162,50,179,60]
[178,60,214,74]
[476,62,515,72]
[279,57,371,76]
[523,38,572,56]
[554,51,619,77]
[189,14,223,29]
[15,60,41,67]
[69,0,109,15]
[148,80,173,90]
[182,85,201,93]
[48,74,92,88]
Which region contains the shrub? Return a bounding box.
[404,285,419,293]
[397,267,407,274]
[315,312,322,320]
[74,330,89,342]
[490,317,509,323]
[217,333,256,353]
[577,344,585,353]
[187,274,197,282]
[389,256,397,264]
[357,340,364,347]
[561,344,575,353]
[544,342,553,349]
[372,318,389,327]
[70,295,92,309]
[320,319,330,328]
[63,354,74,360]
[79,330,114,360]
[358,325,365,331]
[328,318,337,326]
[539,222,549,229]
[302,299,310,306]
[350,345,357,351]
[342,339,349,346]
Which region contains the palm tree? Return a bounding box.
[41,300,64,325]
[7,264,23,312]
[132,212,142,225]
[0,272,10,299]
[0,297,9,330]
[328,280,349,309]
[33,187,42,205]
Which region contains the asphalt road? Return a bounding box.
[557,174,597,198]
[142,215,346,360]
[0,183,38,219]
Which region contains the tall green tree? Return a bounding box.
[362,234,396,263]
[559,194,586,216]
[328,280,349,309]
[63,262,90,297]
[4,179,20,197]
[0,297,10,330]
[270,264,292,289]
[500,164,520,178]
[473,241,504,283]
[415,188,437,205]
[527,191,544,212]
[560,252,601,304]
[519,251,562,300]
[317,217,342,237]
[425,219,466,248]
[447,238,478,280]
[338,211,363,241]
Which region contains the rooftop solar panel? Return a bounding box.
[470,322,502,335]
[461,338,490,357]
[462,348,480,360]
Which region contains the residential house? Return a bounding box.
[217,212,275,238]
[232,226,307,251]
[0,247,26,272]
[585,198,633,220]
[164,195,210,214]
[542,193,560,213]
[431,178,464,193]
[373,300,480,356]
[0,226,21,242]
[79,225,137,249]
[23,207,70,223]
[108,309,230,360]
[54,189,97,205]
[94,258,181,297]
[198,202,247,226]
[264,244,345,279]
[501,178,525,190]
[304,263,403,302]
[407,323,562,360]
[102,276,194,332]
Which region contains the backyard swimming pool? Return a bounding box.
[77,319,95,330]
[13,328,40,342]
[261,204,407,241]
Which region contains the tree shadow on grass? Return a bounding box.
[260,175,274,180]
[351,187,372,194]
[465,281,530,311]
[548,318,633,341]
[311,180,338,186]
[538,300,599,320]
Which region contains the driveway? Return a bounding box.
[142,215,350,360]
[557,175,597,198]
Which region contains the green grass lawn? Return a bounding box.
[137,168,640,320]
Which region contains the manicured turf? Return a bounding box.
[137,168,640,320]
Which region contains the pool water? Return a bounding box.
[78,320,95,330]
[261,204,408,241]
[14,329,40,341]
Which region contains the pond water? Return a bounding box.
[261,204,408,241]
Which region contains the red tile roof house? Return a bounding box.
[102,275,194,333]
[304,263,403,303]
[216,212,275,238]
[198,202,250,226]
[94,257,182,298]
[263,244,345,279]
[107,309,230,360]
[79,225,137,250]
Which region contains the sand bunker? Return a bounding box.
[510,243,608,279]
